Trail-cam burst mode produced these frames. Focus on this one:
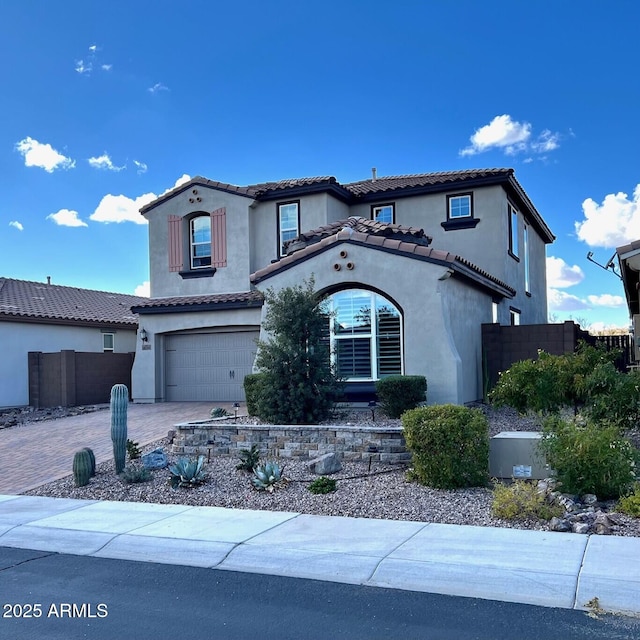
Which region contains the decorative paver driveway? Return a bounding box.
[0,402,226,494]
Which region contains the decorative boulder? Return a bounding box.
[306,452,342,475]
[142,447,168,470]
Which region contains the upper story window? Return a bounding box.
[371,204,394,224]
[278,201,300,257]
[102,332,114,352]
[509,204,519,259]
[510,307,521,326]
[190,215,212,268]
[167,207,227,278]
[524,223,530,293]
[441,192,479,231]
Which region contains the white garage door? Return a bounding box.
[165,331,259,402]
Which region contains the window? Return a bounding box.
[492,301,498,324]
[103,333,114,352]
[324,289,402,380]
[278,201,300,256]
[510,308,521,326]
[509,204,519,259]
[371,203,394,224]
[448,194,471,219]
[442,192,479,230]
[524,223,530,293]
[190,215,212,269]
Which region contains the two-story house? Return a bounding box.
[131,168,554,406]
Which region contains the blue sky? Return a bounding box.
[1,0,638,331]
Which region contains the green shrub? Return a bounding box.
[126,439,141,460]
[308,476,337,494]
[119,465,152,484]
[236,444,261,471]
[243,373,266,417]
[617,484,640,517]
[210,407,230,418]
[376,375,427,418]
[402,404,489,489]
[539,415,638,499]
[492,480,563,521]
[253,278,341,424]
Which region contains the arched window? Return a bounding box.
[324,289,402,380]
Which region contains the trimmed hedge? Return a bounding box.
[243,373,266,417]
[376,375,427,418]
[402,404,489,489]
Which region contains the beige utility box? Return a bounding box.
[489,431,548,480]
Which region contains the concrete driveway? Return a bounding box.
[0,402,226,494]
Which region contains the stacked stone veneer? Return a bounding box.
[172,420,410,464]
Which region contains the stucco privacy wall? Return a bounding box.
[131,307,261,403]
[0,322,136,408]
[253,241,489,405]
[144,186,251,298]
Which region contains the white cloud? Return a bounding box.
[75,59,92,74]
[89,193,155,224]
[89,44,97,53]
[575,184,640,249]
[460,114,562,158]
[547,288,591,311]
[47,209,88,227]
[101,64,112,71]
[89,175,191,225]
[88,153,125,171]
[9,221,23,231]
[15,137,75,172]
[134,281,150,297]
[546,256,585,288]
[148,82,169,94]
[586,294,625,307]
[133,160,148,174]
[460,115,531,156]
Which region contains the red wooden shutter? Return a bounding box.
[211,207,227,267]
[168,215,183,272]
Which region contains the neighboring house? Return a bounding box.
[0,278,145,408]
[131,168,554,405]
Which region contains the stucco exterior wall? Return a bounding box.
[0,321,136,408]
[131,307,262,403]
[144,186,253,298]
[253,241,495,405]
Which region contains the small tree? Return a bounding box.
[254,278,340,424]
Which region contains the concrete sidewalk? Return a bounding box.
[0,495,638,616]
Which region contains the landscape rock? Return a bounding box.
[142,448,168,470]
[306,452,342,475]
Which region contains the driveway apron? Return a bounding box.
[0,403,217,494]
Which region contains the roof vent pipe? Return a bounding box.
[46,276,51,285]
[371,167,377,182]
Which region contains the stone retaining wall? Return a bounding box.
[172,420,410,464]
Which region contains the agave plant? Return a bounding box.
[168,455,207,489]
[251,460,286,492]
[210,407,230,418]
[236,444,261,472]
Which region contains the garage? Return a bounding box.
[165,331,259,402]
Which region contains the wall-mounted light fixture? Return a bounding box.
[140,328,149,343]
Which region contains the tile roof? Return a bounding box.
[131,290,264,314]
[251,219,515,298]
[284,216,432,254]
[343,169,513,196]
[0,278,146,326]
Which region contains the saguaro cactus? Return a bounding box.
[81,447,96,477]
[110,384,129,473]
[73,449,93,487]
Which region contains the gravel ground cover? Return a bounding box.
[21,403,640,538]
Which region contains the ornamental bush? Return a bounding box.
[376,375,427,418]
[253,278,341,424]
[243,373,266,417]
[492,480,563,521]
[402,404,489,489]
[539,414,638,499]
